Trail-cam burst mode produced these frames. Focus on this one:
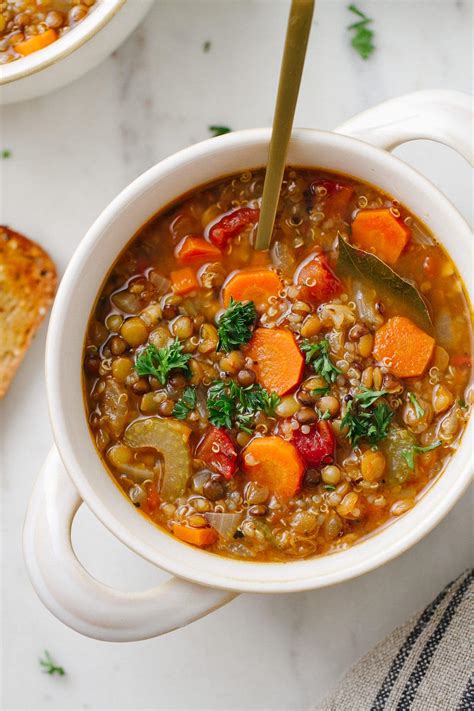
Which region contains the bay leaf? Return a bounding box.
[336,236,433,333]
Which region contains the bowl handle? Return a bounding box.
[335,90,473,165]
[23,447,237,642]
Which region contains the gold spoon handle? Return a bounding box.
[255,0,315,251]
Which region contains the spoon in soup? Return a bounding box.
[255,0,315,251]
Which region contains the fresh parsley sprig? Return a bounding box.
[408,393,425,419]
[135,340,191,385]
[208,380,280,433]
[347,4,375,59]
[356,386,389,409]
[217,298,257,352]
[173,386,197,420]
[402,441,442,471]
[39,651,65,676]
[209,125,232,137]
[301,339,341,384]
[341,399,393,446]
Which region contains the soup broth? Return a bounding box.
[83,167,472,562]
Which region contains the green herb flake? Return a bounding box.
[301,339,341,384]
[135,340,191,385]
[409,392,425,419]
[317,409,332,421]
[347,4,375,59]
[39,651,65,676]
[323,484,336,491]
[208,380,280,432]
[203,40,211,52]
[1,149,11,159]
[356,385,389,409]
[173,386,197,420]
[401,441,442,471]
[458,398,467,409]
[312,385,330,397]
[217,298,257,352]
[341,399,393,447]
[209,125,232,138]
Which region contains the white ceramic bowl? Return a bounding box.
[0,0,153,104]
[24,90,474,642]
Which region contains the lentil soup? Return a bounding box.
[83,168,472,562]
[0,0,97,63]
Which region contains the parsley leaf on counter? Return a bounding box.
[347,4,375,59]
[217,297,257,352]
[209,125,232,137]
[135,340,191,385]
[173,386,197,419]
[1,149,11,159]
[203,40,211,52]
[39,651,65,676]
[301,338,341,384]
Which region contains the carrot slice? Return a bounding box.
[15,29,58,56]
[242,436,304,500]
[172,523,218,547]
[222,269,281,313]
[373,316,435,378]
[170,267,199,295]
[245,328,304,396]
[175,236,221,265]
[351,208,411,265]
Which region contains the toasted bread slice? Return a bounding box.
[0,226,57,398]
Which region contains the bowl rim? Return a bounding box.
[0,0,126,85]
[46,127,474,592]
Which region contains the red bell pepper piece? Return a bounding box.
[292,420,336,468]
[311,179,354,219]
[295,252,342,304]
[209,207,260,247]
[196,426,237,479]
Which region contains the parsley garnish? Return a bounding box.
[317,409,332,421]
[301,339,341,384]
[39,651,65,676]
[135,340,191,385]
[347,4,375,59]
[409,393,425,419]
[173,386,197,419]
[356,386,389,409]
[208,380,280,433]
[203,40,211,52]
[217,298,257,352]
[323,484,336,491]
[341,399,393,446]
[312,385,330,397]
[1,149,11,159]
[401,441,442,471]
[209,125,232,137]
[458,398,467,409]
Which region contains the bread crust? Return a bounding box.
[0,226,57,398]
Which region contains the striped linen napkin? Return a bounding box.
[317,569,473,711]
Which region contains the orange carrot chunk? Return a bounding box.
[351,208,411,265]
[172,523,218,547]
[15,29,58,56]
[170,267,199,295]
[175,235,221,265]
[242,436,304,500]
[245,328,304,396]
[222,268,281,313]
[373,316,435,378]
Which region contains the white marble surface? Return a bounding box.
[1,1,472,709]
